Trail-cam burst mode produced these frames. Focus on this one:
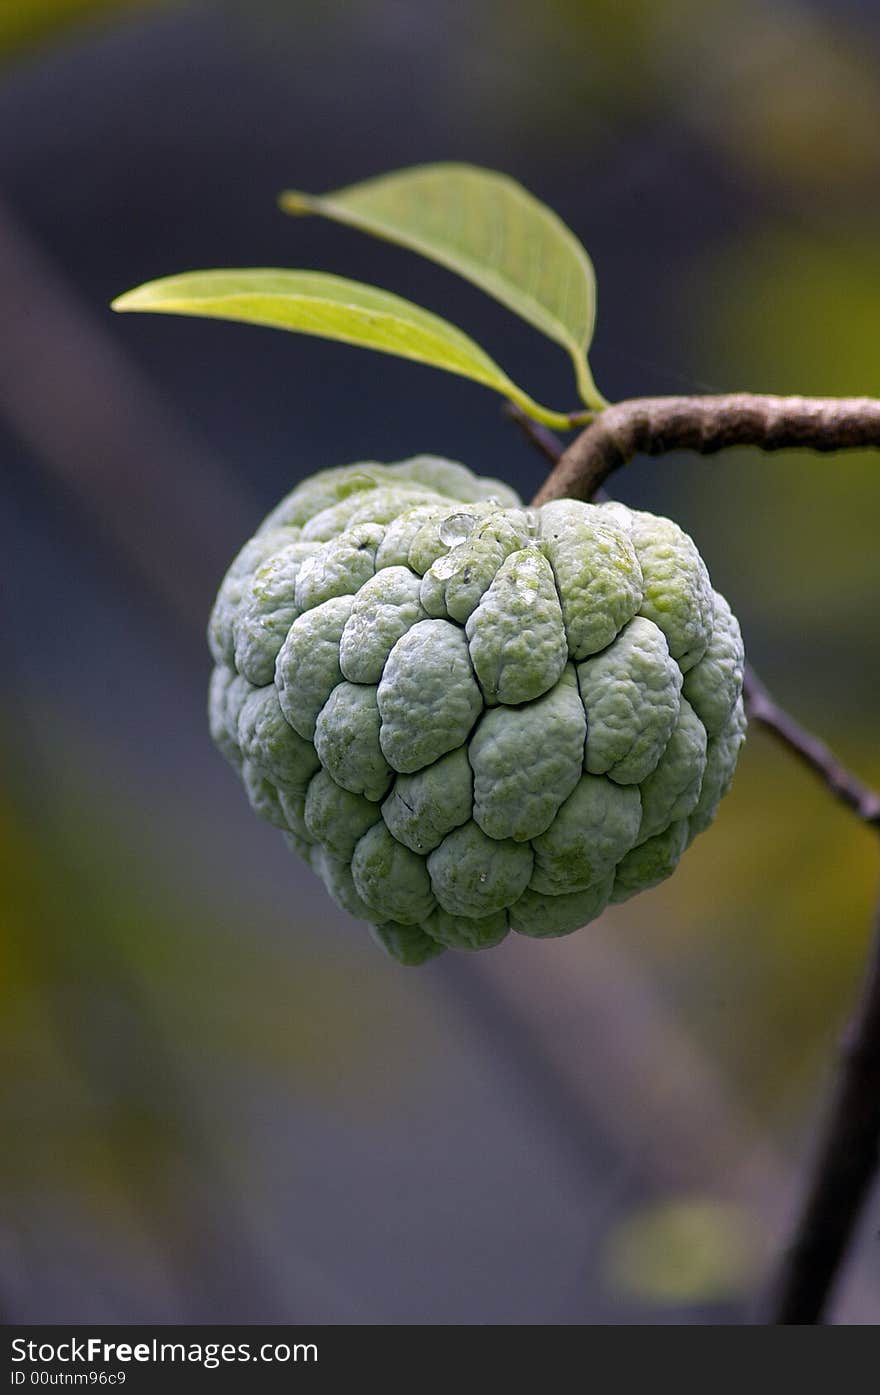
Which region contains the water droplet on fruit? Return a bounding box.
[430,552,459,580]
[341,472,379,495]
[439,512,475,548]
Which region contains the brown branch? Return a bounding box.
[742,680,880,1322]
[513,390,880,1323]
[761,896,880,1324]
[532,394,880,504]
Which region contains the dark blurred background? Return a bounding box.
[2,0,879,1324]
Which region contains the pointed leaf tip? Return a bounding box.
[278,190,314,216]
[279,163,607,411]
[107,267,576,429]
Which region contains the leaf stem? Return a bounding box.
[572,350,610,414]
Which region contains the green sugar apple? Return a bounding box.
[208,456,745,965]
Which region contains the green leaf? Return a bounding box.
[280,163,607,411]
[112,269,577,429]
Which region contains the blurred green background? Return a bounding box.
[1,0,878,1323]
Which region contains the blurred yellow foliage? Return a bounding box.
[474,0,880,202]
[681,232,880,640]
[603,1196,764,1304]
[613,728,880,1130]
[0,738,444,1224]
[0,0,165,61]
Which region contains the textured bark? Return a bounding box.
[533,394,880,504]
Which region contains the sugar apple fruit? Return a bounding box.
[208,456,745,965]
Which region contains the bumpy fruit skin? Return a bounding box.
[208,456,746,965]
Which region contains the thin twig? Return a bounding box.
[503,402,569,467]
[743,670,880,828]
[532,393,880,504]
[512,390,880,1323]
